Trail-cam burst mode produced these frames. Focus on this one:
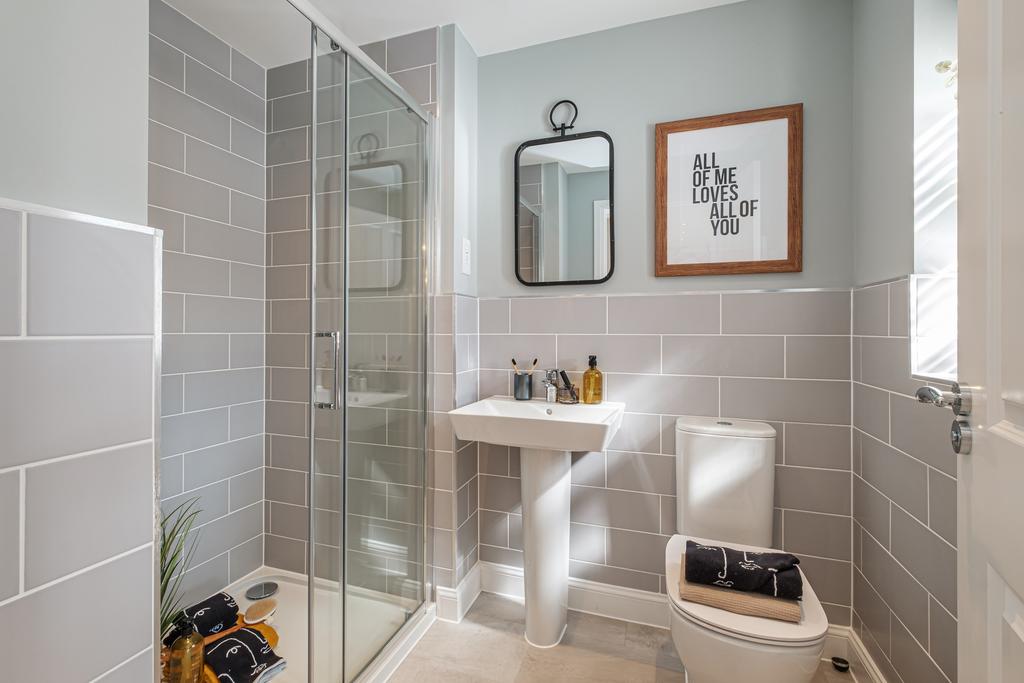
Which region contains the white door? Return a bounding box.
[957,0,1024,680]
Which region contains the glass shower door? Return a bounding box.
[342,55,427,681]
[308,26,428,683]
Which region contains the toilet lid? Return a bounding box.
[665,535,829,645]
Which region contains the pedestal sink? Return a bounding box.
[448,396,625,647]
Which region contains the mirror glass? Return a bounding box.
[515,133,613,285]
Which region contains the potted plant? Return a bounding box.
[159,498,201,677]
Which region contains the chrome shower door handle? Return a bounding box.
[915,381,972,417]
[315,331,341,410]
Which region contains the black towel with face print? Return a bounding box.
[204,627,286,683]
[684,540,803,600]
[182,592,239,637]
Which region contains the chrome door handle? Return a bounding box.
[315,331,341,410]
[915,381,972,416]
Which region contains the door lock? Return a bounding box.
[951,418,972,455]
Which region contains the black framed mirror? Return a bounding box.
[514,102,614,286]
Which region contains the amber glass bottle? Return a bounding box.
[165,615,205,683]
[582,355,603,404]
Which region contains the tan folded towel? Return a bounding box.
[678,553,802,623]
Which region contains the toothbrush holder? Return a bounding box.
[513,373,533,400]
[557,384,579,404]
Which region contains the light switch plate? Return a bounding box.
[461,238,472,275]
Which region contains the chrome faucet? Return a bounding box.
[543,369,559,403]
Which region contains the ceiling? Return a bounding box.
[318,0,747,56]
[164,0,745,68]
[165,0,314,67]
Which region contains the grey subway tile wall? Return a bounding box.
[429,291,483,590]
[475,290,854,622]
[851,278,957,682]
[454,296,481,584]
[0,209,20,335]
[149,0,266,601]
[0,202,160,681]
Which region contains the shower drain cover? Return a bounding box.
[245,581,279,600]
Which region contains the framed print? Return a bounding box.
[655,103,803,276]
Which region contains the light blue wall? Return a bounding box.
[476,0,854,297]
[852,0,915,285]
[439,24,479,296]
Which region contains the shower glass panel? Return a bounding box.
[309,26,429,683]
[309,29,348,683]
[343,55,428,683]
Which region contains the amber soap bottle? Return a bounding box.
[164,615,204,683]
[582,355,603,404]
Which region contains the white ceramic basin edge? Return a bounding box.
[448,396,625,453]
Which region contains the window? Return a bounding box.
[911,0,958,381]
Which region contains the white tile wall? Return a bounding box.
[0,200,160,681]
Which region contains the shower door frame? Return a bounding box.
[285,3,435,681]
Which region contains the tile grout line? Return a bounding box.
[149,32,267,103]
[20,210,27,337]
[0,438,156,477]
[0,541,152,610]
[858,524,954,620]
[86,644,153,683]
[0,334,154,342]
[149,159,265,206]
[18,467,26,594]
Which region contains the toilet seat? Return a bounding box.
[665,535,829,647]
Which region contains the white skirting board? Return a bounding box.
[844,627,889,683]
[469,562,888,683]
[478,562,671,628]
[436,561,483,623]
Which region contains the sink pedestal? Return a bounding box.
[446,397,625,648]
[519,447,571,647]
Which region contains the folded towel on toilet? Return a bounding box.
[182,592,240,637]
[684,540,803,600]
[204,626,286,683]
[679,554,802,623]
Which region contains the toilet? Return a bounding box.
[665,417,828,683]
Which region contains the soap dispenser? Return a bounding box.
[582,355,603,404]
[164,614,205,683]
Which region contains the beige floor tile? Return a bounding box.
[391,593,859,682]
[623,622,685,673]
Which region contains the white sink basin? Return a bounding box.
[449,395,625,648]
[313,386,407,408]
[448,396,624,453]
[347,390,407,407]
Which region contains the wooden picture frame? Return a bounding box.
[655,104,803,276]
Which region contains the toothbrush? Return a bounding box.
[527,358,538,375]
[512,358,521,375]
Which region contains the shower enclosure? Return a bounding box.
[301,19,431,683]
[151,1,431,680]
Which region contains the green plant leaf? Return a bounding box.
[159,497,202,637]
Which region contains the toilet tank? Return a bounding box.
[675,417,776,547]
